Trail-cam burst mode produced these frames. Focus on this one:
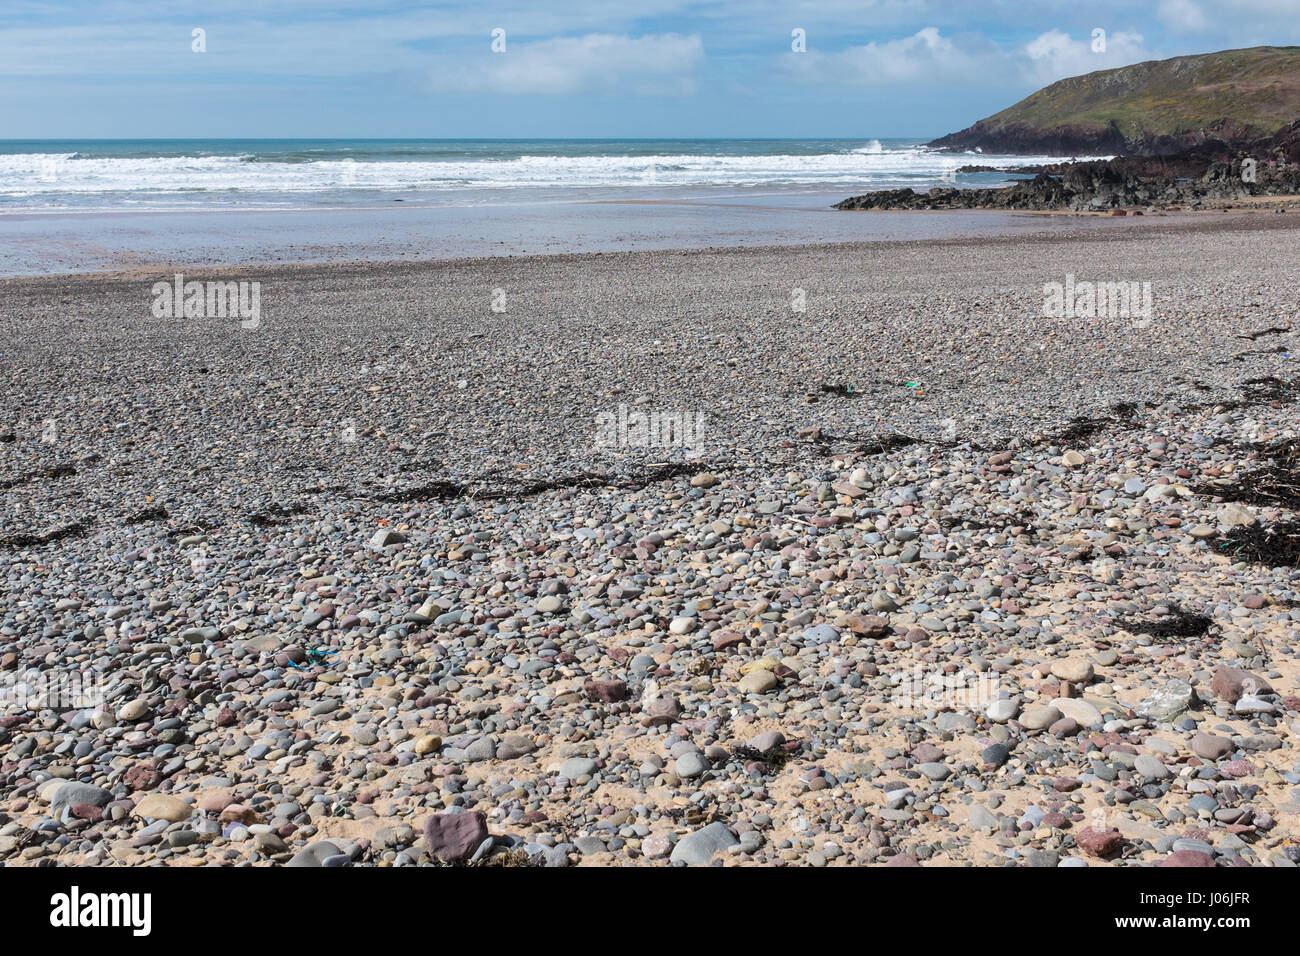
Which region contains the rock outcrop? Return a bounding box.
[838,146,1300,212]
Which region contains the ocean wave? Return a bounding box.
[0,144,1111,202]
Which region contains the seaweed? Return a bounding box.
[662,802,724,826]
[374,463,706,504]
[1240,376,1294,404]
[1238,322,1293,342]
[1055,417,1107,443]
[1045,401,1139,445]
[732,744,796,771]
[375,480,466,502]
[810,432,916,456]
[0,463,76,490]
[431,847,546,868]
[0,519,92,549]
[126,503,169,524]
[938,510,1035,536]
[248,503,308,526]
[855,434,917,455]
[1218,520,1300,567]
[1119,603,1216,638]
[1191,438,1300,509]
[470,848,545,867]
[166,522,214,539]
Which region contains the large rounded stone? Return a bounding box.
[1136,680,1195,722]
[134,794,193,823]
[287,840,343,867]
[1211,666,1272,703]
[535,594,563,614]
[51,782,114,816]
[986,698,1019,723]
[669,821,737,865]
[1054,697,1103,727]
[1051,660,1094,683]
[117,698,150,722]
[1191,732,1233,760]
[1076,827,1123,857]
[423,811,489,863]
[674,752,708,778]
[738,670,777,694]
[1020,705,1062,731]
[1134,755,1170,779]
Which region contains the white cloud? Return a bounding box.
[780,25,1155,91]
[781,27,994,87]
[1157,0,1213,32]
[1022,28,1152,85]
[426,33,704,95]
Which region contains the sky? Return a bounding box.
[1,1,1299,139]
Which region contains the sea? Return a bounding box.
[0,139,1120,274]
[0,138,1094,210]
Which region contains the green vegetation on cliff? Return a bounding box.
[930,46,1300,155]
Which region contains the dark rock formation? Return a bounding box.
[931,120,1128,157]
[838,134,1300,213]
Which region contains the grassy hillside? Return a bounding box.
[930,46,1300,154]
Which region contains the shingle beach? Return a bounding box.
[2,214,1298,867]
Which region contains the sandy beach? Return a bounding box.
[1,213,1297,867]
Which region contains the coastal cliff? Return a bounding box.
[928,46,1300,156]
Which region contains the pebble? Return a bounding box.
[1192,733,1233,760]
[117,698,150,722]
[670,822,738,865]
[1054,698,1103,727]
[1020,705,1062,731]
[738,670,777,694]
[559,757,597,779]
[987,699,1020,723]
[1137,680,1196,723]
[1,253,1297,872]
[1051,660,1094,683]
[674,752,708,779]
[134,795,193,823]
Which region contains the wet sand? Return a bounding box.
[0,189,1166,277]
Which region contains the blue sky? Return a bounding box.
[2,1,1298,138]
